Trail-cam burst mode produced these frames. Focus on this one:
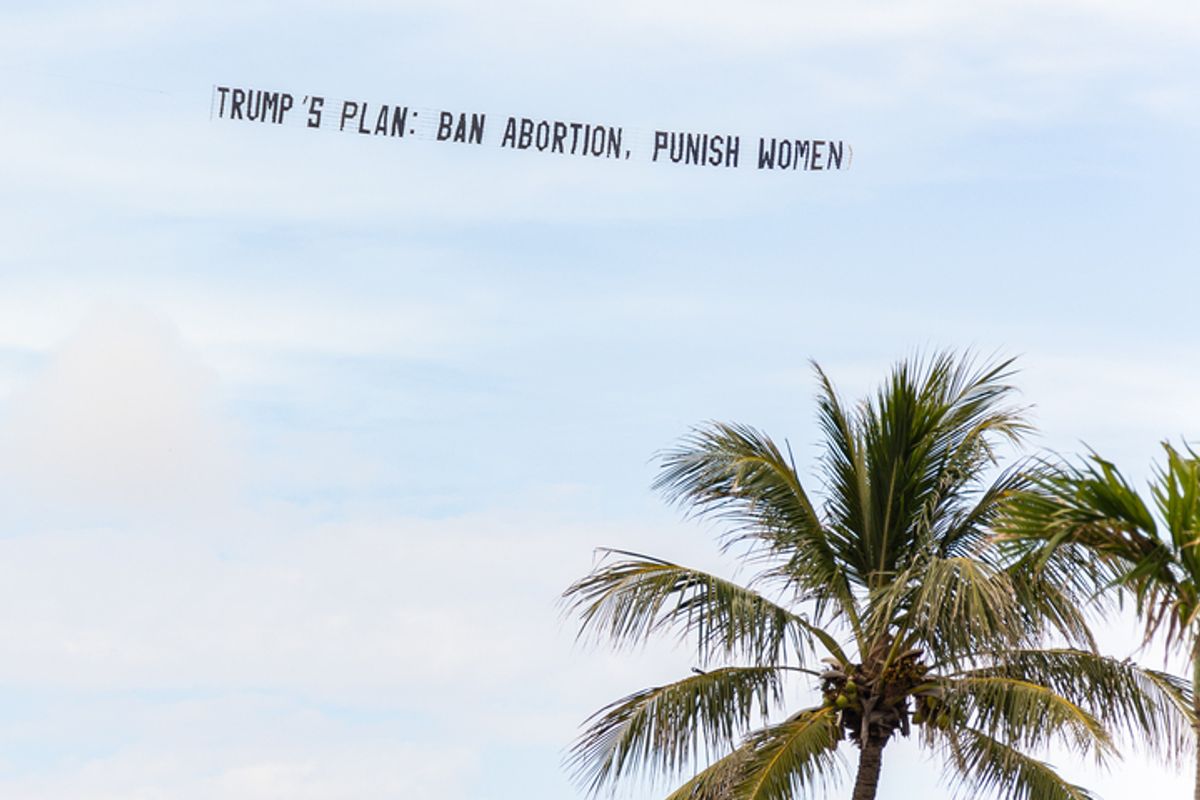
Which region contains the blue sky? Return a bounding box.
[0,1,1198,797]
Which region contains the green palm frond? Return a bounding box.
[894,359,1028,557]
[1152,443,1200,591]
[936,465,1031,559]
[996,484,1127,620]
[1002,445,1200,650]
[732,706,845,800]
[659,707,844,800]
[653,422,857,626]
[944,675,1114,761]
[878,514,1095,662]
[940,726,1097,800]
[663,743,754,800]
[567,666,786,794]
[562,550,827,665]
[885,555,1030,666]
[1002,553,1096,651]
[811,363,868,583]
[956,649,1193,763]
[1003,456,1162,569]
[849,353,1029,590]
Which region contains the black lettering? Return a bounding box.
[590,125,605,156]
[469,113,485,144]
[778,141,793,170]
[391,106,408,137]
[708,135,723,166]
[569,122,583,154]
[216,86,230,118]
[261,92,279,124]
[501,116,517,147]
[552,122,567,153]
[231,88,246,119]
[653,131,740,168]
[535,121,550,150]
[357,104,372,134]
[437,111,454,141]
[757,138,775,169]
[339,101,358,131]
[373,105,390,135]
[518,118,534,149]
[246,90,263,121]
[652,131,669,161]
[828,140,843,169]
[796,141,809,170]
[277,93,293,124]
[670,133,684,163]
[606,127,622,159]
[811,140,824,170]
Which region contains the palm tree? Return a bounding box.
[563,354,1188,800]
[1002,442,1200,798]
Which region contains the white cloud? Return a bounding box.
[0,712,475,800]
[0,307,236,525]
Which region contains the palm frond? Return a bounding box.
[854,353,1028,588]
[936,465,1031,559]
[663,743,754,800]
[732,706,845,800]
[660,707,844,800]
[876,494,1096,659]
[913,374,1031,562]
[886,555,1030,667]
[945,675,1114,761]
[1001,550,1097,651]
[653,422,858,625]
[955,649,1193,763]
[811,362,869,585]
[567,666,786,794]
[995,477,1128,616]
[939,725,1097,800]
[1002,451,1193,649]
[1151,443,1200,600]
[562,550,825,665]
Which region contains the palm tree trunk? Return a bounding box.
[1192,643,1200,800]
[1190,705,1200,800]
[852,740,885,800]
[1193,651,1200,800]
[1194,742,1200,800]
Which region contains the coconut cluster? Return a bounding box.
[819,648,938,746]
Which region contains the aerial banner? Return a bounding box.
[211,85,853,174]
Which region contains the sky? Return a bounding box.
[0,1,1198,798]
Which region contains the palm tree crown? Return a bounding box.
[1003,442,1200,797]
[563,354,1188,800]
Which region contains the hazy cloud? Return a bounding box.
[0,307,236,526]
